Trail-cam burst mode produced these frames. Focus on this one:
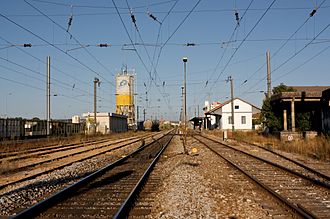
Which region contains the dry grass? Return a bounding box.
[205,130,330,161]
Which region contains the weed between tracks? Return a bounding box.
[204,130,330,161]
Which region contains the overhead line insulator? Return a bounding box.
[98,44,110,47]
[310,9,317,17]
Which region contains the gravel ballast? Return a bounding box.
[146,135,291,218]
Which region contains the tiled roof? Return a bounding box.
[271,86,330,101]
[290,86,330,93]
[205,98,260,114]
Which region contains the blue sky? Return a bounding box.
[1,0,329,121]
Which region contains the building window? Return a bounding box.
[228,116,233,124]
[235,105,239,109]
[241,116,246,124]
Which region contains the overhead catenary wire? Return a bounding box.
[241,0,326,86]
[241,20,330,97]
[0,35,90,87]
[112,0,172,108]
[275,44,330,81]
[211,0,277,89]
[153,0,202,73]
[125,0,164,89]
[198,0,273,104]
[0,12,113,89]
[31,0,176,10]
[205,0,254,88]
[25,0,115,86]
[5,5,330,18]
[0,56,92,96]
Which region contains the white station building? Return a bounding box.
[204,98,260,130]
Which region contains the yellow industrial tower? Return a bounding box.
[115,70,135,128]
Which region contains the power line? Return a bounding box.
[274,44,330,81]
[241,0,326,85]
[206,0,254,87]
[196,0,255,105]
[31,0,176,10]
[197,0,275,105]
[241,20,330,97]
[25,0,115,85]
[0,56,91,95]
[153,0,202,73]
[112,0,172,108]
[0,11,113,87]
[0,35,90,87]
[7,5,330,17]
[0,75,44,91]
[212,0,276,88]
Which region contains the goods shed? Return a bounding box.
[83,112,128,134]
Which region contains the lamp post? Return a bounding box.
[94,77,100,135]
[182,57,188,154]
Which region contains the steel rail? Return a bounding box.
[113,131,174,218]
[12,130,173,219]
[1,133,152,163]
[0,133,156,190]
[231,137,330,182]
[199,134,330,189]
[194,135,315,219]
[0,136,113,158]
[0,138,114,160]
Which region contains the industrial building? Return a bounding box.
[83,112,127,134]
[115,70,136,129]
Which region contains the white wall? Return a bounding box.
[220,99,252,130]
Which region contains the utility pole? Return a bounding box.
[182,57,188,154]
[46,56,50,136]
[93,77,100,134]
[227,76,235,131]
[143,108,146,121]
[266,50,272,99]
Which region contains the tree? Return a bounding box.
[261,84,296,133]
[272,83,296,94]
[261,98,281,133]
[296,112,311,131]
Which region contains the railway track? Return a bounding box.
[0,136,116,159]
[0,132,160,190]
[0,133,153,168]
[194,133,330,219]
[12,130,174,218]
